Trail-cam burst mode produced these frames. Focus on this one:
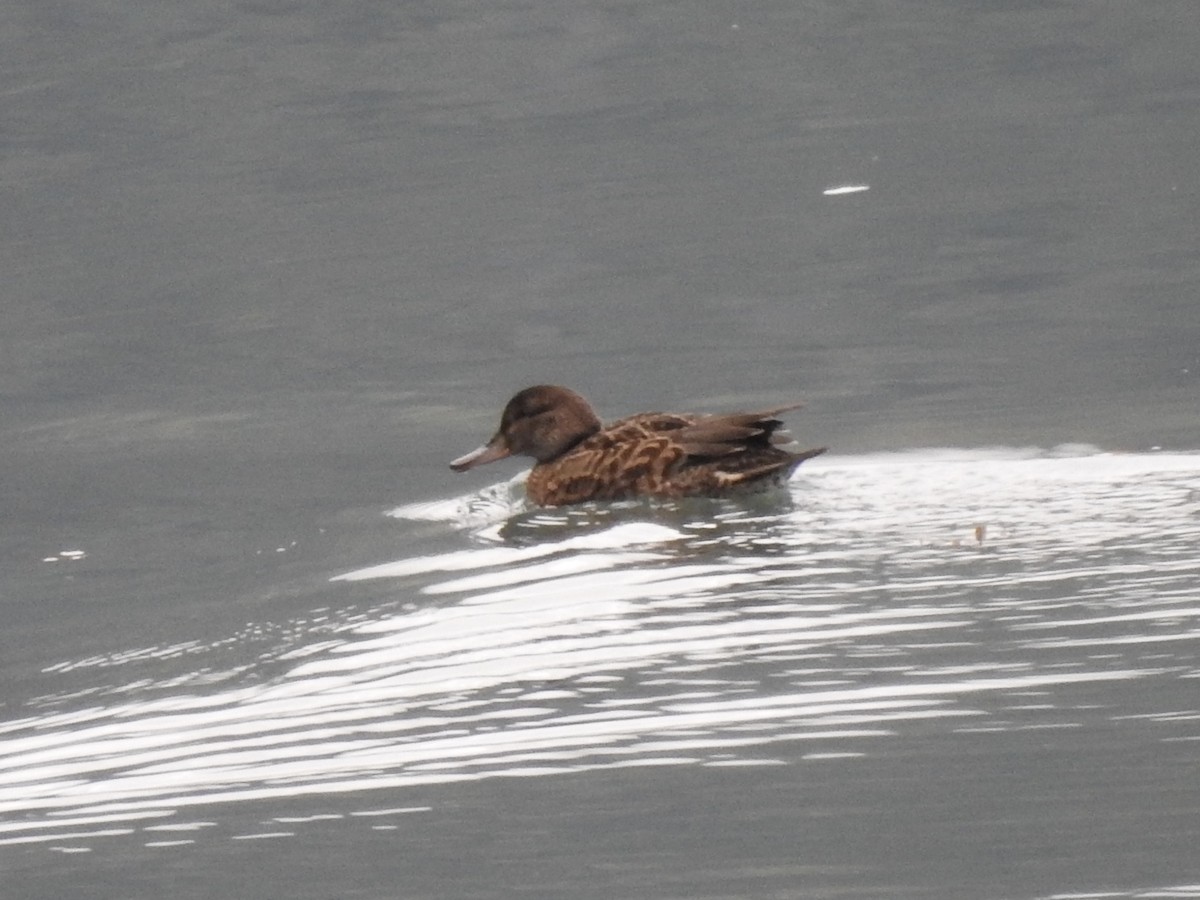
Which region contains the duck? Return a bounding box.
[449,385,826,506]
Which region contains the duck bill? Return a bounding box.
[449,440,511,472]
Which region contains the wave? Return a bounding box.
[1,449,1197,851]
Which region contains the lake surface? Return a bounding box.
[3,1,1199,898]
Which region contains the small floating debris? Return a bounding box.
[823,184,870,196]
[42,549,86,563]
[948,524,989,549]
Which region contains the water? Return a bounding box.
[4,0,1200,896]
[4,450,1199,897]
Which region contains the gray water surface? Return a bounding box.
[5,451,1200,898]
[3,0,1200,897]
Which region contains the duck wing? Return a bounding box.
[526,404,821,504]
[674,404,804,459]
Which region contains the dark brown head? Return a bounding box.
[449,385,603,472]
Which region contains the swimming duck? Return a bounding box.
[449,385,826,506]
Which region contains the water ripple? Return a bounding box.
[1,449,1197,851]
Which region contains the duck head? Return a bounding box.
[450,385,603,471]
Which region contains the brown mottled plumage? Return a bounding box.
[450,385,826,506]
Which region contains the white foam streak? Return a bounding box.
[333,523,682,582]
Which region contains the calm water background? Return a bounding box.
[3,1,1199,898]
